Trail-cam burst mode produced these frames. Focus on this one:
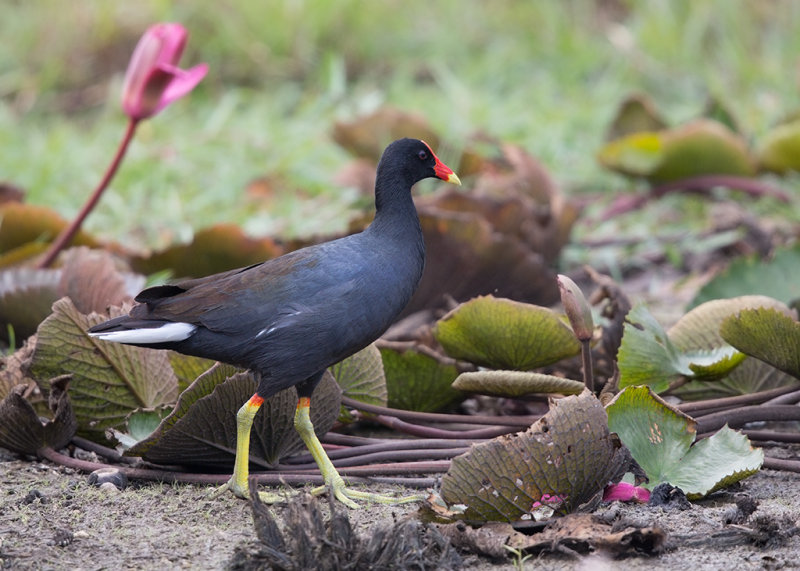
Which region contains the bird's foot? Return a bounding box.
[210,475,425,509]
[209,477,289,504]
[309,478,425,509]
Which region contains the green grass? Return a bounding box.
[1,0,799,250]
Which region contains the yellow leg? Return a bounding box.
[294,396,425,509]
[211,394,425,508]
[210,394,283,502]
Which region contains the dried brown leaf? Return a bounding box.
[441,390,626,522]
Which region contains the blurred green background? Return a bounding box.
[1,0,798,251]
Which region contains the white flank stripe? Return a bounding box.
[89,322,197,344]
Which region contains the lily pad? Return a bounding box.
[0,202,98,257]
[452,370,584,398]
[441,390,626,522]
[328,343,387,421]
[670,296,797,399]
[380,343,463,412]
[721,308,800,379]
[607,386,763,499]
[0,268,61,342]
[0,247,143,344]
[598,119,755,184]
[128,364,342,469]
[29,298,179,440]
[617,304,745,393]
[434,296,581,371]
[757,118,800,174]
[130,223,283,279]
[604,93,668,141]
[688,245,800,310]
[169,353,217,394]
[107,406,173,450]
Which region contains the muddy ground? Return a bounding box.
[1,443,798,570]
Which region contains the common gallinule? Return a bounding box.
[88,138,461,507]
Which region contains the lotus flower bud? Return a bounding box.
[557,274,594,342]
[121,23,208,120]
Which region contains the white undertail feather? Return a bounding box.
[88,322,197,344]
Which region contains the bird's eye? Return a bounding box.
[417,149,428,161]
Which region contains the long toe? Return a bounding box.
[209,477,248,500]
[310,482,425,509]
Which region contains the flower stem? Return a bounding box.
[37,117,140,268]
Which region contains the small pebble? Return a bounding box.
[88,468,128,490]
[98,482,121,494]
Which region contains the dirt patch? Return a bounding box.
[1,445,799,570]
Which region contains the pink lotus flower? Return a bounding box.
[121,23,208,120]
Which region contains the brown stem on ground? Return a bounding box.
[340,396,539,427]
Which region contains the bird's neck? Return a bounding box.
[369,173,423,242]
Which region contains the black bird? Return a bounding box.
[88,138,461,507]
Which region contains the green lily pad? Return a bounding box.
[108,406,173,450]
[329,343,387,422]
[607,386,763,499]
[757,118,800,174]
[380,343,463,412]
[598,119,755,184]
[670,296,797,400]
[721,308,800,379]
[0,203,98,256]
[169,353,217,394]
[441,390,626,522]
[434,295,580,371]
[618,304,745,393]
[452,370,584,398]
[30,298,179,440]
[688,245,800,310]
[604,93,668,141]
[128,363,342,469]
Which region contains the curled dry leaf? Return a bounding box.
[333,107,441,163]
[0,375,76,455]
[438,514,665,559]
[30,297,178,440]
[128,364,342,469]
[440,390,626,522]
[404,143,576,314]
[0,337,38,400]
[57,247,144,314]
